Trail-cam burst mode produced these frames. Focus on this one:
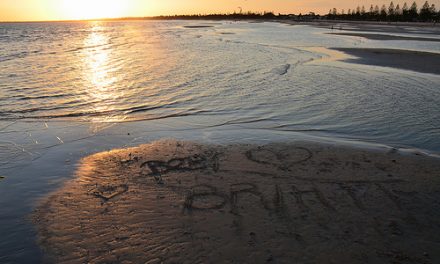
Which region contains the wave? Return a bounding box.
[0,50,41,62]
[15,94,68,101]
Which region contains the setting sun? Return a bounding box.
[60,0,130,20]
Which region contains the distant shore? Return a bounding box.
[2,16,440,27]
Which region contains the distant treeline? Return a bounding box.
[327,1,439,22]
[100,5,440,23]
[115,12,278,21]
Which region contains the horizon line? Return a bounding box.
[0,11,323,23]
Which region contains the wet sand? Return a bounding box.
[331,48,440,75]
[33,140,440,263]
[283,20,440,35]
[183,25,214,28]
[327,32,440,42]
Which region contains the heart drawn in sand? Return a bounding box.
[91,184,129,201]
[245,146,312,170]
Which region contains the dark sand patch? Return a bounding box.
[328,32,440,42]
[332,48,440,75]
[272,64,291,75]
[184,25,214,28]
[33,140,440,263]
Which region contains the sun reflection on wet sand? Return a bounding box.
[302,46,354,64]
[82,23,127,124]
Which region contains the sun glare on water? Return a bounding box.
[61,0,129,20]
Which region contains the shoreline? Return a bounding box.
[33,139,440,263]
[1,119,439,159]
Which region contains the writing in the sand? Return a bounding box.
[183,181,407,216]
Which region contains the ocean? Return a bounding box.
[1,21,440,151]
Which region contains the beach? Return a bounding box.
[33,140,440,263]
[1,20,440,263]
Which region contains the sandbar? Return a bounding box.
[332,48,440,75]
[328,32,440,42]
[284,20,440,35]
[183,25,214,28]
[33,140,440,263]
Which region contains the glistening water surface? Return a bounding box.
[1,21,440,151]
[0,20,439,263]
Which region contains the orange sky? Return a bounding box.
[1,0,439,21]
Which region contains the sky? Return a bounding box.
[0,0,439,21]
